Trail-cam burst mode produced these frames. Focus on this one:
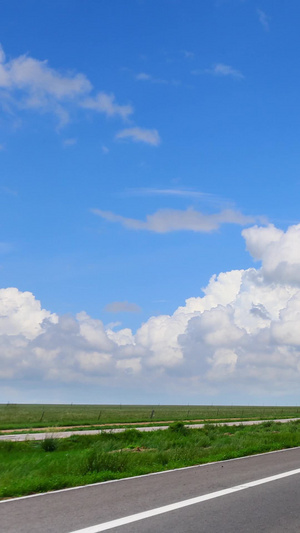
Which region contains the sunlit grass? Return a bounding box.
[1,420,300,499]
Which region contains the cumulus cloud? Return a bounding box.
[0,287,57,339]
[104,301,141,313]
[4,223,300,400]
[243,224,300,285]
[116,127,161,146]
[92,207,257,233]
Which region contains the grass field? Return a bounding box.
[1,404,300,430]
[1,420,300,499]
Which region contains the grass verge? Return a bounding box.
[1,420,300,499]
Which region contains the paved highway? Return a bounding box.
[1,447,300,532]
[0,417,299,441]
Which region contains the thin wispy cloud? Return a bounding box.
[135,72,151,81]
[0,242,14,254]
[257,9,270,31]
[63,138,77,147]
[182,50,195,60]
[205,63,244,80]
[92,207,258,233]
[135,72,168,84]
[125,187,213,199]
[104,301,141,313]
[122,188,235,210]
[81,92,133,120]
[116,127,161,146]
[135,72,180,86]
[0,185,17,196]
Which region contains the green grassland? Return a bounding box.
[1,421,300,499]
[1,404,300,430]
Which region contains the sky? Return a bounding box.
[1,0,300,405]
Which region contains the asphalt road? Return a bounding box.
[1,417,299,441]
[2,447,300,532]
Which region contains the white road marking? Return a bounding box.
[68,467,300,533]
[1,445,300,504]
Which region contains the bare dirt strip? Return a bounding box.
[0,418,258,433]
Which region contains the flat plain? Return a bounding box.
[1,403,300,430]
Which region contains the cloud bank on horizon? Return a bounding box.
[2,223,300,401]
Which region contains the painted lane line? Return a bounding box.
[68,467,300,533]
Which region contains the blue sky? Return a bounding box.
[1,1,300,405]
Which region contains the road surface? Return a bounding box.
[1,447,300,532]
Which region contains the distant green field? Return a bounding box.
[0,404,300,430]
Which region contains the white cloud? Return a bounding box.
[81,92,133,120]
[4,224,300,400]
[116,127,161,146]
[63,138,77,147]
[124,188,232,209]
[125,188,212,199]
[243,224,300,285]
[92,207,257,233]
[104,301,141,313]
[0,45,161,146]
[0,47,91,97]
[136,72,152,81]
[257,9,270,31]
[0,47,90,125]
[0,287,57,340]
[135,72,168,84]
[182,50,195,60]
[0,44,134,127]
[204,63,244,80]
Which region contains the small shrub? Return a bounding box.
[261,421,273,429]
[168,421,188,435]
[120,429,140,444]
[41,438,58,452]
